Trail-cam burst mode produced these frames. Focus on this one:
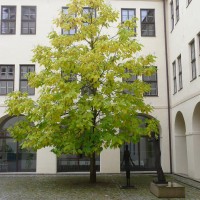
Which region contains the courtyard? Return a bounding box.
[0,173,200,199]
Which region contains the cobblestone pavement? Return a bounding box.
[0,173,200,200]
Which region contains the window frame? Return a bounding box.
[170,1,174,31]
[175,0,179,23]
[0,65,15,95]
[82,7,96,26]
[61,7,77,35]
[19,65,35,95]
[1,6,16,34]
[122,69,137,95]
[172,61,177,94]
[21,6,36,35]
[121,8,136,35]
[142,69,158,97]
[123,68,137,84]
[121,8,136,23]
[198,33,200,56]
[177,55,183,90]
[190,39,196,80]
[140,9,155,37]
[187,0,192,7]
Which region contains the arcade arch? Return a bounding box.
[174,111,188,175]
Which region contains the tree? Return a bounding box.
[5,0,158,183]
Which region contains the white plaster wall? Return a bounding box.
[150,108,170,172]
[167,0,200,106]
[111,0,168,107]
[100,148,120,173]
[166,0,200,180]
[36,147,57,173]
[192,134,200,179]
[174,135,188,174]
[171,95,200,179]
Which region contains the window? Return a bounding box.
[62,7,76,35]
[57,154,100,172]
[20,65,35,95]
[143,71,158,96]
[123,69,137,83]
[82,7,96,26]
[187,0,192,6]
[61,71,76,82]
[177,55,183,90]
[198,33,200,55]
[1,6,16,34]
[140,9,155,37]
[0,116,36,172]
[170,1,174,31]
[175,0,179,23]
[172,61,177,94]
[121,9,136,22]
[21,6,36,34]
[121,9,136,34]
[123,69,137,94]
[0,65,14,95]
[190,40,196,80]
[120,137,156,171]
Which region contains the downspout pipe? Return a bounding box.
[163,0,173,174]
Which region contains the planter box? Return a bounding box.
[150,181,185,198]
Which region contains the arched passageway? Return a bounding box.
[191,102,200,178]
[174,111,188,175]
[193,102,200,131]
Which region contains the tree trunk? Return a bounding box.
[90,152,96,183]
[153,136,167,184]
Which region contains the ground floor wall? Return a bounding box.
[34,108,171,174]
[0,106,170,174]
[171,94,200,180]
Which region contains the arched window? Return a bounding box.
[0,116,36,172]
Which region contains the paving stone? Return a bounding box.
[0,174,199,199]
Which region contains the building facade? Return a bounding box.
[0,0,199,180]
[166,0,200,180]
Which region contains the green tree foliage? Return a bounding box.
[6,0,159,183]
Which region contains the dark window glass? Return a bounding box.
[143,71,158,96]
[123,69,137,95]
[21,6,36,34]
[123,69,137,83]
[57,154,100,172]
[177,55,183,90]
[0,116,36,172]
[173,61,177,94]
[198,34,200,56]
[82,7,96,26]
[0,65,14,95]
[141,9,155,36]
[190,40,196,80]
[20,65,35,95]
[1,6,16,34]
[170,1,174,31]
[62,7,76,35]
[120,137,156,171]
[175,0,179,22]
[187,0,192,6]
